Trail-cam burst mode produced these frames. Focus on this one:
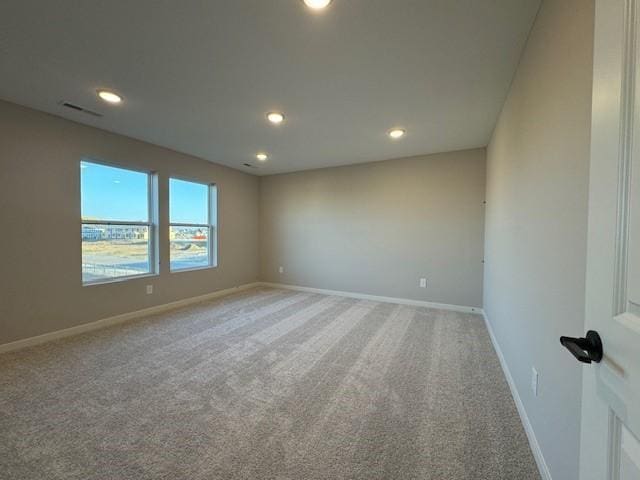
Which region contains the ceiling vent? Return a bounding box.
[60,101,103,117]
[243,163,258,169]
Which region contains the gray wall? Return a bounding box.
[0,101,260,345]
[483,0,594,478]
[260,149,486,308]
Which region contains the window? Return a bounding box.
[81,160,157,284]
[169,178,217,271]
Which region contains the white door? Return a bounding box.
[579,0,640,479]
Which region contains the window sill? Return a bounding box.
[82,272,159,287]
[170,265,218,274]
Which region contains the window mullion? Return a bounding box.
[169,223,208,228]
[82,220,150,226]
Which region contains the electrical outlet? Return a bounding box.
[531,367,538,397]
[419,278,427,288]
[146,285,153,295]
[279,266,284,274]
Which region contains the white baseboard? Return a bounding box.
[260,282,482,314]
[1,281,477,354]
[0,282,262,354]
[482,311,552,480]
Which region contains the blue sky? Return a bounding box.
[81,161,209,223]
[169,178,208,224]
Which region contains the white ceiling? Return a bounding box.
[0,0,540,175]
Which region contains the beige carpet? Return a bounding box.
[0,287,540,479]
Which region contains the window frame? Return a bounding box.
[169,177,218,273]
[81,159,159,286]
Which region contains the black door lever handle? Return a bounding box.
[560,330,603,364]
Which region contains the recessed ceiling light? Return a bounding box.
[388,128,406,139]
[304,0,332,10]
[256,153,268,161]
[266,112,285,125]
[97,90,122,104]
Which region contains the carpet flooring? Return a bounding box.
[0,287,540,479]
